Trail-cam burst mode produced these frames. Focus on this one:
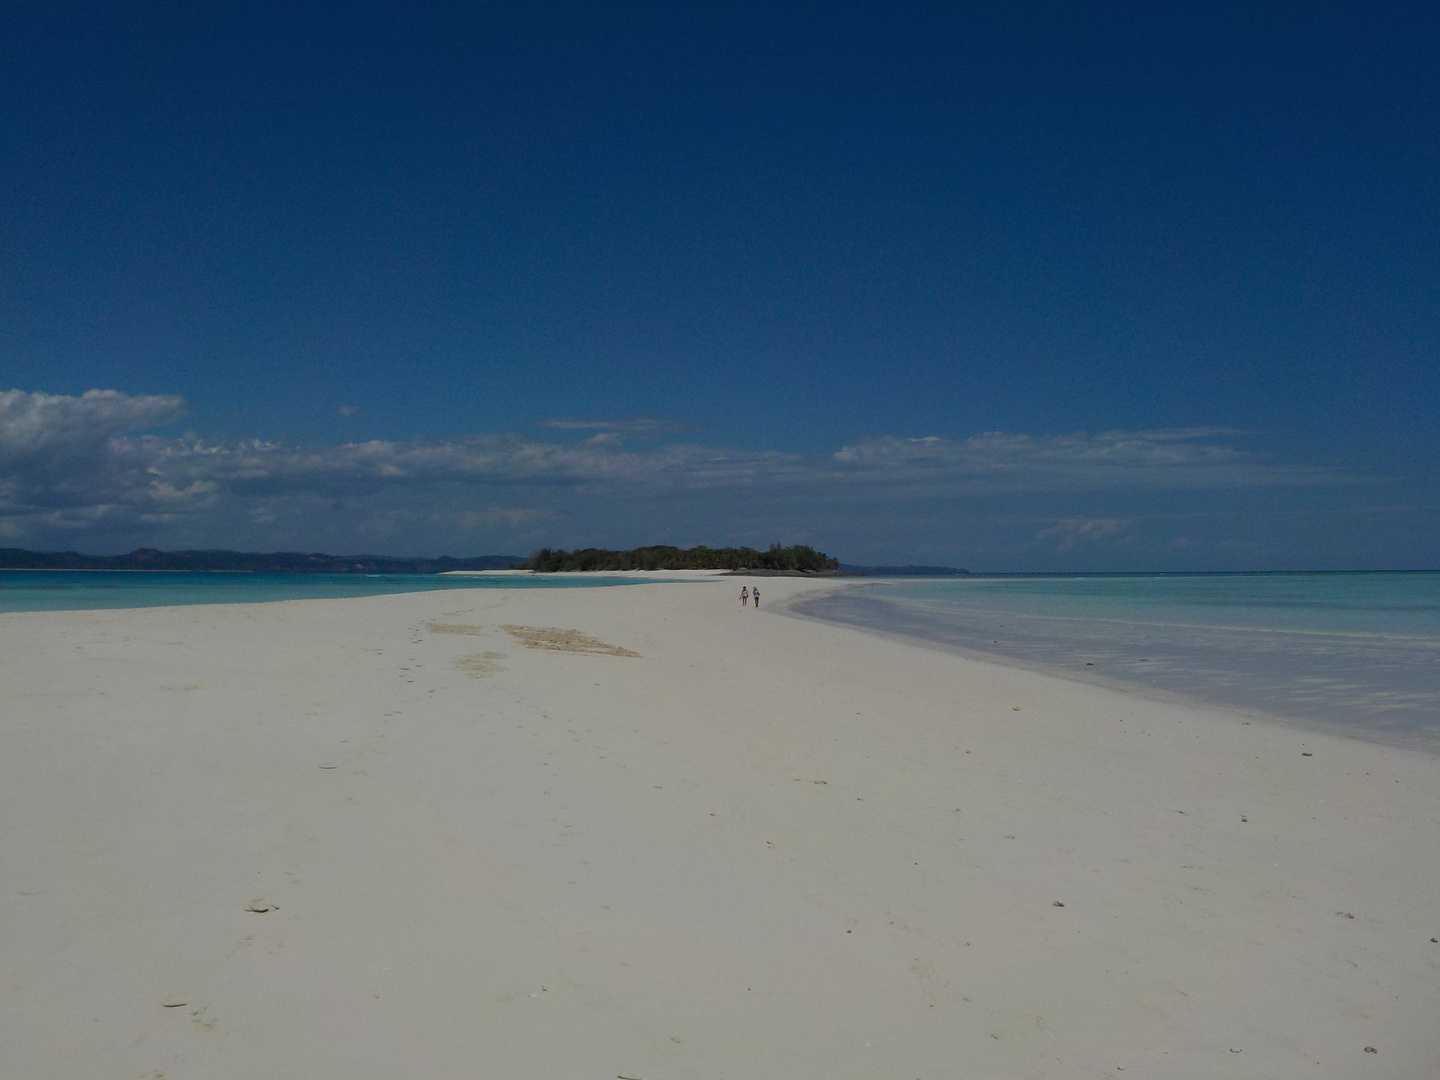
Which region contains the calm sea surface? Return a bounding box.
[791,573,1440,749]
[0,570,648,613]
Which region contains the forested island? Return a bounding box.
[529,544,839,573]
[0,544,838,574]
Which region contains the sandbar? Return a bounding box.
[1,578,1436,1077]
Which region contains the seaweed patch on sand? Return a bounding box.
[500,625,639,657]
[456,652,507,676]
[425,622,484,635]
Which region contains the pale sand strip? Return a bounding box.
[1,578,1436,1078]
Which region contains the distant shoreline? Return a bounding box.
[0,548,527,574]
[0,567,255,574]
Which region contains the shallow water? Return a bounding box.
[792,573,1440,749]
[0,570,648,614]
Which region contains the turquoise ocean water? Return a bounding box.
[792,573,1440,749]
[0,570,647,614]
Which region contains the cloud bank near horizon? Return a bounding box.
[0,388,1415,570]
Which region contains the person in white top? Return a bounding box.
[751,585,759,608]
[740,586,749,607]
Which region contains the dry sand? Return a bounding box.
[1,578,1436,1079]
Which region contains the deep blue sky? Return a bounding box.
[2,3,1436,568]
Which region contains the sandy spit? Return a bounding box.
[1,578,1436,1079]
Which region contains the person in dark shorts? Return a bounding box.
[751,586,759,608]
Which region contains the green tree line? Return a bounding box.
[528,543,839,573]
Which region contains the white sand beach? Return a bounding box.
[2,578,1437,1079]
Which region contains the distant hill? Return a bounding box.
[838,564,970,576]
[0,548,528,573]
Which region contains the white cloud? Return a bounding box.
[0,388,1363,554]
[0,390,191,540]
[829,428,1330,491]
[1036,516,1131,551]
[541,417,694,437]
[0,389,185,469]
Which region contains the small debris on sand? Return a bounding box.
[160,995,188,1008]
[1052,900,1066,907]
[424,622,484,635]
[1364,1046,1377,1053]
[244,899,276,913]
[501,625,638,657]
[1302,752,1313,756]
[1337,911,1355,918]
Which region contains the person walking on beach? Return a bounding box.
[740,586,749,607]
[751,585,759,609]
